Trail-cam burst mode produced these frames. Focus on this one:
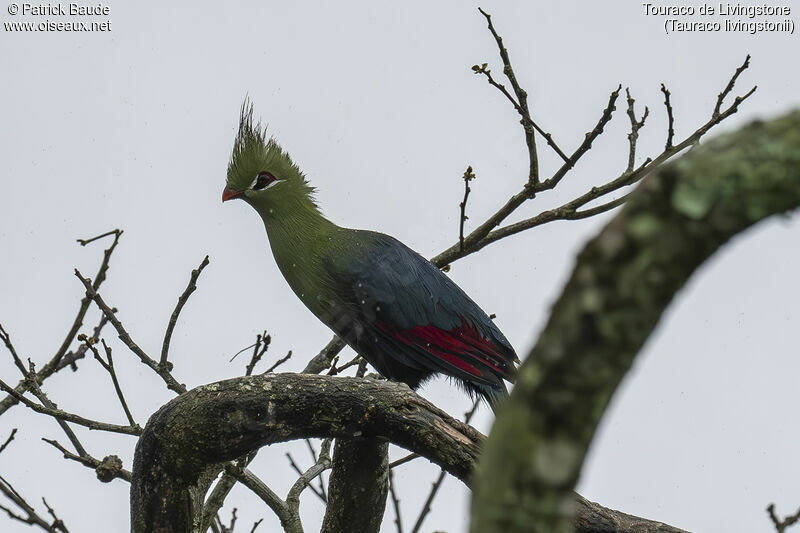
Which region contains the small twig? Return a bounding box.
[42,438,131,483]
[76,229,121,247]
[0,376,140,436]
[74,270,187,395]
[327,354,361,376]
[305,439,327,501]
[0,475,69,532]
[286,438,332,514]
[264,351,292,374]
[714,54,751,118]
[0,324,28,377]
[458,166,476,251]
[477,8,537,184]
[624,88,649,173]
[219,508,237,533]
[201,453,260,532]
[768,503,800,533]
[286,451,327,503]
[55,312,113,373]
[356,358,369,378]
[23,360,88,457]
[0,428,17,454]
[41,497,68,532]
[389,453,419,469]
[410,400,479,533]
[245,332,270,376]
[388,469,404,533]
[410,469,446,533]
[226,466,294,531]
[660,83,675,149]
[160,256,210,369]
[250,519,263,533]
[302,336,347,374]
[82,337,138,429]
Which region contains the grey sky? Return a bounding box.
[1,1,799,531]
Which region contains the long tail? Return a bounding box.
[476,382,509,414]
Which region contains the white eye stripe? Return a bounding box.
[264,179,282,190]
[250,172,280,191]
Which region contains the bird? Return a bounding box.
[222,103,518,409]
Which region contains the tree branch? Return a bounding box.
[320,437,388,533]
[472,111,800,532]
[160,256,210,369]
[131,373,695,533]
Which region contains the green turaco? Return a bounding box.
[223,103,518,408]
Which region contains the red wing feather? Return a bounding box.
[377,317,511,381]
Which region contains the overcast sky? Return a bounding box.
[1,1,799,532]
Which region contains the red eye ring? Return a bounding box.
[253,171,276,190]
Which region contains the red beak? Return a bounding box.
[222,186,243,202]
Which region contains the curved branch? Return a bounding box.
[130,374,481,532]
[472,111,800,532]
[132,373,700,533]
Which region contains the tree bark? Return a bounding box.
[472,111,800,532]
[131,373,700,532]
[130,374,481,532]
[320,437,389,533]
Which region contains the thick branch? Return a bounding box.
[472,112,800,532]
[132,373,695,533]
[130,374,480,532]
[320,437,389,533]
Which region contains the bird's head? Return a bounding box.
[222,101,316,213]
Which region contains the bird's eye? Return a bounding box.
[253,171,277,190]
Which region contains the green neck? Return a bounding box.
[248,186,339,308]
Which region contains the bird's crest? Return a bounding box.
[226,99,315,202]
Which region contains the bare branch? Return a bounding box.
[458,166,476,251]
[660,83,675,149]
[473,111,800,532]
[286,439,332,514]
[74,269,187,395]
[624,88,649,173]
[410,469,446,533]
[76,228,121,247]
[713,54,751,118]
[432,85,621,268]
[42,438,131,483]
[302,337,347,374]
[0,475,69,532]
[160,256,210,369]
[83,337,139,429]
[245,332,270,376]
[0,324,28,377]
[22,360,88,457]
[476,8,572,182]
[286,452,327,503]
[264,351,293,374]
[326,355,361,376]
[0,428,17,455]
[226,466,298,533]
[0,376,140,436]
[411,400,480,533]
[767,503,800,533]
[388,470,403,533]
